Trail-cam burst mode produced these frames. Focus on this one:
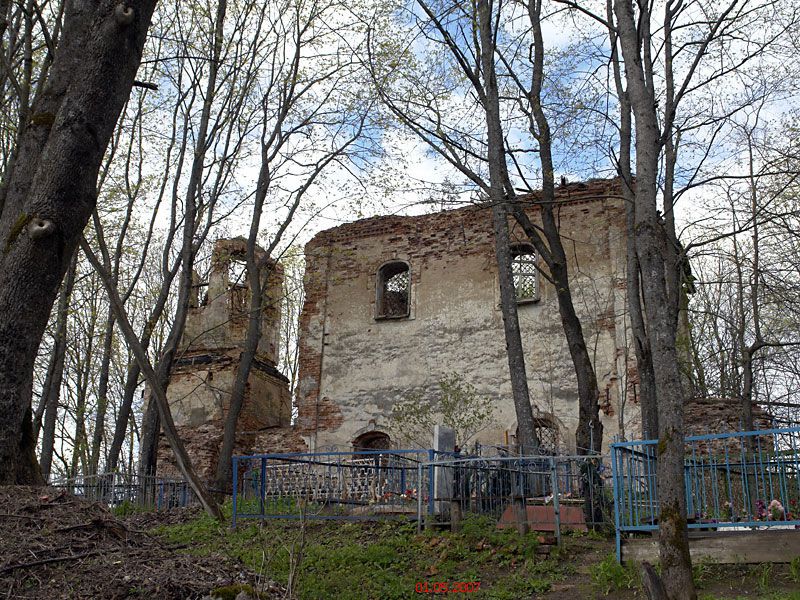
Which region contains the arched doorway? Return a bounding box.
[352,431,391,451]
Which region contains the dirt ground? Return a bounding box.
[0,487,277,599]
[3,487,799,599]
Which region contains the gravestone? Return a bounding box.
[433,425,455,515]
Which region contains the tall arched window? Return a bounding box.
[510,244,538,303]
[376,261,410,319]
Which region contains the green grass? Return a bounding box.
[111,499,148,517]
[589,552,639,595]
[152,511,585,599]
[789,556,800,583]
[150,509,800,599]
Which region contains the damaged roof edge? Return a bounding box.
[305,176,627,250]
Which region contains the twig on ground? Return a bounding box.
[0,550,102,575]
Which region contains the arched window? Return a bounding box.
[510,244,538,303]
[515,418,560,455]
[533,418,560,455]
[376,261,410,319]
[353,431,391,451]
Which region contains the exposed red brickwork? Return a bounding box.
[157,424,260,483]
[304,178,625,252]
[596,308,617,331]
[683,397,773,454]
[254,427,309,454]
[600,380,617,416]
[684,396,772,435]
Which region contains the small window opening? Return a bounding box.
[228,258,247,288]
[376,261,410,319]
[227,258,248,317]
[511,244,538,303]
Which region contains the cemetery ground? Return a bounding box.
[1,487,800,599]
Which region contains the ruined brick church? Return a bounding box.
[294,178,637,456]
[157,179,766,479]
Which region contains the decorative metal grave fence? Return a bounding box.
[611,426,800,561]
[50,472,198,510]
[415,454,611,544]
[231,449,436,526]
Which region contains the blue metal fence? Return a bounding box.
[415,454,611,543]
[51,472,197,510]
[232,449,436,526]
[611,426,800,561]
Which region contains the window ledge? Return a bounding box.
[375,313,410,321]
[516,297,541,306]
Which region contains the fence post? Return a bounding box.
[427,449,435,528]
[260,457,266,519]
[450,496,462,533]
[550,457,561,547]
[450,460,462,533]
[432,426,455,518]
[232,456,239,529]
[513,459,529,536]
[611,444,622,563]
[417,462,424,534]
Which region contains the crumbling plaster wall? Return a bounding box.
[296,179,642,453]
[163,358,290,431]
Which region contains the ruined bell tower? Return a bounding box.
[157,238,291,481]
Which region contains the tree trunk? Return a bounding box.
[605,17,658,439]
[34,252,77,440]
[739,151,762,434]
[82,239,222,519]
[38,253,77,481]
[105,362,142,473]
[213,82,361,488]
[139,0,228,479]
[138,260,199,479]
[106,267,181,473]
[740,345,756,431]
[477,0,537,452]
[492,202,538,452]
[510,204,603,454]
[212,260,263,492]
[0,0,159,485]
[213,136,269,491]
[550,256,602,455]
[138,390,161,476]
[626,201,658,440]
[522,0,603,457]
[89,306,115,474]
[614,0,695,596]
